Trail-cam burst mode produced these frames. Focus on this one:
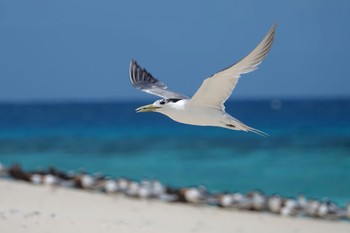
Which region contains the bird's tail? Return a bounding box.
[221,114,269,137]
[243,125,269,137]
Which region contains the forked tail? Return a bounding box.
[221,114,269,137]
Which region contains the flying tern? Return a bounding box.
[130,24,276,136]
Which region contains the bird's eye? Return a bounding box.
[159,100,166,105]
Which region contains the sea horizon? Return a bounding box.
[0,98,349,205]
[0,95,350,104]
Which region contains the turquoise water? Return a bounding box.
[0,99,349,205]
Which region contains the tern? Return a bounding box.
[130,24,276,136]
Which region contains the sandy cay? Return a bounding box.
[0,179,349,233]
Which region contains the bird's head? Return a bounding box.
[135,99,166,113]
[136,98,183,113]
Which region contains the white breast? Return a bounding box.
[158,99,225,127]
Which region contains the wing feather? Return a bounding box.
[129,60,189,99]
[188,23,277,110]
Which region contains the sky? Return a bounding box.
[1,0,350,102]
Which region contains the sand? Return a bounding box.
[0,179,349,233]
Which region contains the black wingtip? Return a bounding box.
[129,59,163,88]
[130,59,137,66]
[129,59,139,87]
[130,59,137,72]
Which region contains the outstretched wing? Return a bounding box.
[129,60,189,99]
[188,23,277,110]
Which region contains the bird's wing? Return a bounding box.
[129,60,189,99]
[188,23,276,110]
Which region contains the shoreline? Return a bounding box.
[1,179,349,233]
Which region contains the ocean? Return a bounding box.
[0,99,349,205]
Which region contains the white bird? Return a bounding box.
[130,24,276,136]
[268,195,283,214]
[30,174,42,185]
[43,174,57,186]
[104,180,118,193]
[0,163,7,177]
[219,194,234,208]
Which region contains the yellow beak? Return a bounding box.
[136,104,161,113]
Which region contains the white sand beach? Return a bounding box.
[0,179,348,233]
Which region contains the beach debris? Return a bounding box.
[1,163,349,221]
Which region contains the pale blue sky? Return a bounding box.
[1,0,349,101]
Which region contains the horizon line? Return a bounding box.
[0,95,350,105]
